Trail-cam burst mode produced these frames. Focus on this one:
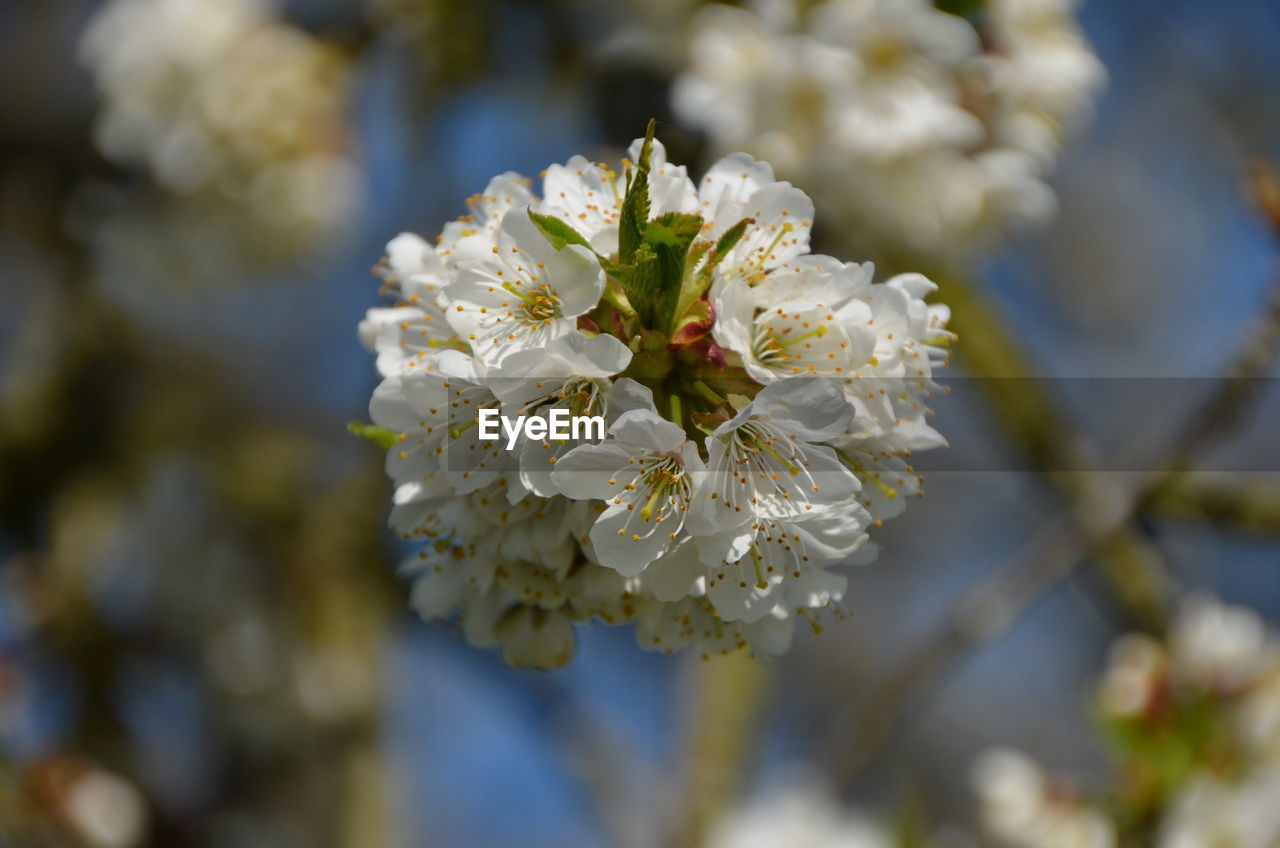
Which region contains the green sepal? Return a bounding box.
[527,209,593,251]
[621,326,674,381]
[347,421,399,449]
[669,298,715,346]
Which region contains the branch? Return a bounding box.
[824,165,1280,786]
[1148,474,1280,535]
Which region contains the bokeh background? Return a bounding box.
[2,0,1280,846]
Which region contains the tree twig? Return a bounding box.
[825,167,1280,786]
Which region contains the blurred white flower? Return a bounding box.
[982,594,1280,848]
[1160,768,1280,848]
[1169,592,1274,693]
[972,748,1116,848]
[1096,633,1166,719]
[674,0,1106,262]
[708,777,891,848]
[79,0,359,256]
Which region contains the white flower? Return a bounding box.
[359,232,455,378]
[373,349,519,499]
[79,0,357,251]
[708,775,891,848]
[811,0,983,158]
[671,4,855,176]
[441,209,606,366]
[1169,593,1273,694]
[489,333,635,496]
[711,255,876,384]
[674,0,1104,260]
[633,592,798,658]
[1159,768,1280,848]
[359,130,952,665]
[690,378,860,532]
[841,272,951,438]
[985,0,1107,165]
[437,172,538,264]
[698,501,872,623]
[554,407,704,575]
[694,153,814,282]
[973,748,1116,848]
[538,139,698,255]
[827,432,927,524]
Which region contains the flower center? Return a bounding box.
[503,281,562,326]
[753,320,829,364]
[638,456,690,521]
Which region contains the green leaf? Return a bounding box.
[642,212,703,332]
[668,217,751,331]
[643,213,701,249]
[707,217,752,269]
[527,210,592,251]
[617,119,656,264]
[347,421,399,449]
[611,121,707,331]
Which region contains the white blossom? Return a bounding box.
[538,139,699,255]
[1169,592,1274,693]
[711,256,876,385]
[980,594,1280,848]
[79,0,359,253]
[690,379,860,532]
[554,407,704,576]
[441,209,606,366]
[1159,769,1280,848]
[973,748,1116,848]
[674,0,1105,260]
[358,133,951,666]
[708,775,892,848]
[488,333,635,496]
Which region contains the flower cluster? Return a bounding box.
[79,0,359,255]
[973,593,1280,848]
[673,0,1105,261]
[358,127,951,668]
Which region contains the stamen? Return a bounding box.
[751,546,768,589]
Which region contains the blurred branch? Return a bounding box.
[1148,474,1280,535]
[673,652,770,848]
[931,275,1170,629]
[825,165,1280,787]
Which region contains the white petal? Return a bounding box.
[610,409,689,454]
[551,443,634,500]
[589,499,675,576]
[643,542,704,602]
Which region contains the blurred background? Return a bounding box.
[2,0,1279,846]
